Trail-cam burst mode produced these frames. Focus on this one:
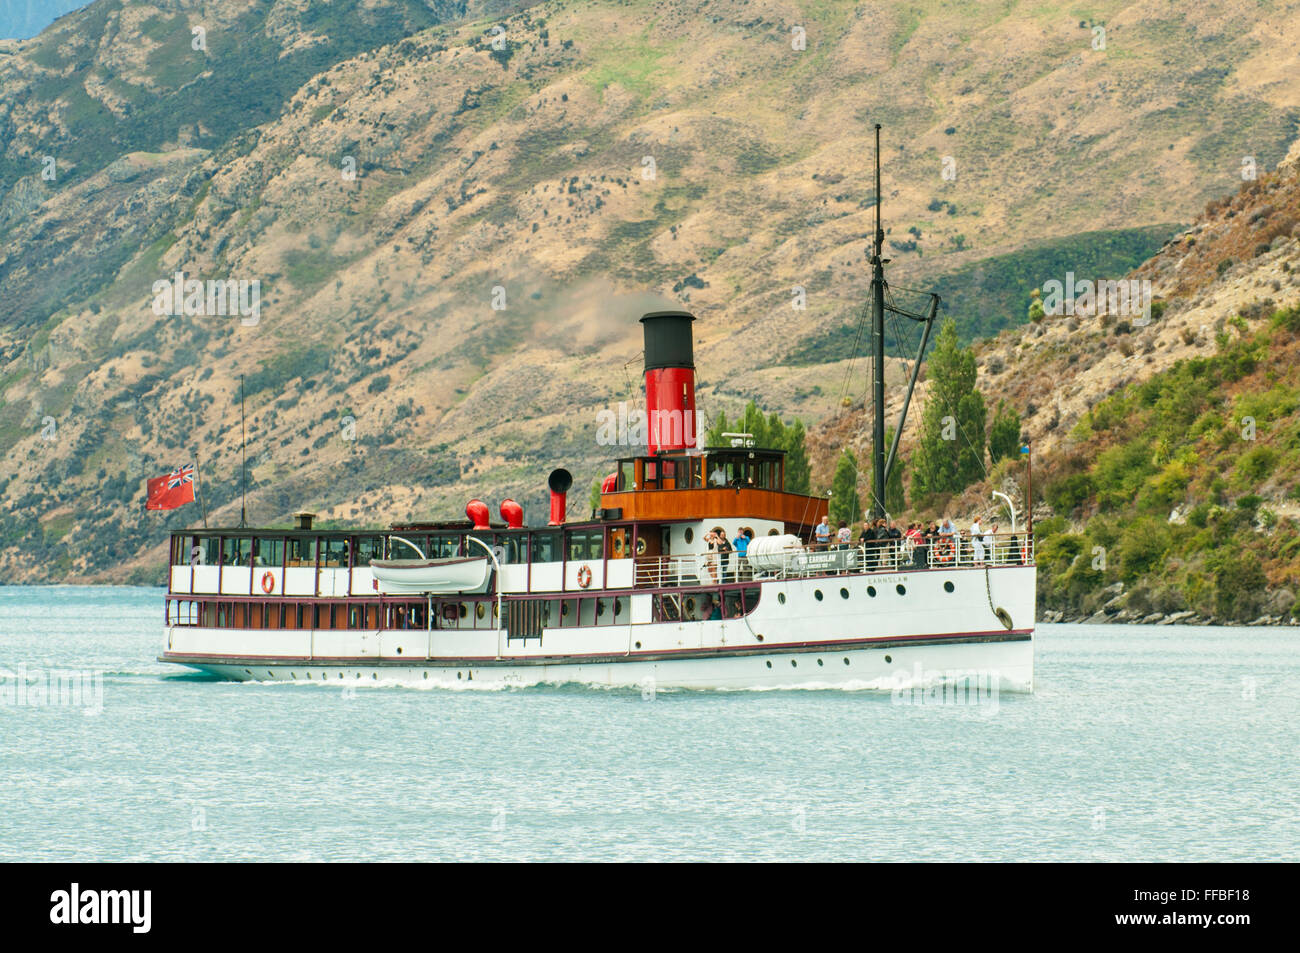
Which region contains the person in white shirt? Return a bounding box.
[983,523,998,564]
[709,464,727,486]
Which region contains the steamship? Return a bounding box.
[159,133,1036,691]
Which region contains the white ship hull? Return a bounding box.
[162,565,1036,692]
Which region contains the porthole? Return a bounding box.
[896,584,906,596]
[814,590,823,601]
[423,672,428,680]
[685,597,696,614]
[885,655,893,664]
[476,603,486,619]
[791,659,798,667]
[867,586,877,597]
[244,669,252,676]
[817,658,824,666]
[839,588,849,600]
[756,634,764,642]
[635,641,642,649]
[684,528,694,544]
[338,672,343,679]
[777,592,786,604]
[561,602,570,616]
[396,647,403,655]
[267,670,274,678]
[843,658,850,665]
[614,599,623,616]
[457,671,463,680]
[290,672,297,680]
[372,672,377,680]
[765,660,772,668]
[493,603,499,616]
[459,604,468,619]
[944,581,955,593]
[355,672,360,679]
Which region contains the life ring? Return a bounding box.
[577,564,593,588]
[635,537,647,556]
[260,571,275,594]
[936,539,954,564]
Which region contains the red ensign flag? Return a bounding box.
[146,464,196,511]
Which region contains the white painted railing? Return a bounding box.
[632,533,1033,586]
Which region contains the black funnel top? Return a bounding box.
[640,311,695,371]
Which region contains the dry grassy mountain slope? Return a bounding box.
[1,0,1299,583]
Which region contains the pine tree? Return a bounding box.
[830,449,862,525]
[784,420,811,494]
[911,318,987,500]
[988,400,1022,464]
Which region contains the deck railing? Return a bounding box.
[632,533,1034,587]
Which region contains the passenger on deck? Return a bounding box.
[836,520,852,549]
[814,516,831,549]
[984,523,998,564]
[733,528,751,580]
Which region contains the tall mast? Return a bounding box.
[870,124,887,520]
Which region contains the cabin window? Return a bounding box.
[499,533,526,565]
[287,537,315,566]
[619,460,634,491]
[224,537,250,566]
[253,537,283,568]
[531,532,560,563]
[348,605,362,629]
[655,593,683,622]
[355,536,384,565]
[566,530,603,561]
[322,538,349,568]
[742,588,761,612]
[195,536,220,565]
[430,534,460,558]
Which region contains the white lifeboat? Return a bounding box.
[370,557,490,594]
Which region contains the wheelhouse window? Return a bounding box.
[225,537,251,566]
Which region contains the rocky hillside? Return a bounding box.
[2,0,1299,583]
[811,136,1300,624]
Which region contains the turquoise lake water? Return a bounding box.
[1,585,1296,862]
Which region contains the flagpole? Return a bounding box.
[194,451,209,528]
[240,374,247,529]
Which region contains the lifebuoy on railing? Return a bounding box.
[577,564,593,588]
[261,571,275,594]
[936,539,955,564]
